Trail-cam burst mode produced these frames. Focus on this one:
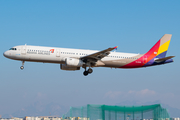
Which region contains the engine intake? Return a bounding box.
[65,58,84,67]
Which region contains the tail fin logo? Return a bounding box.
[50,49,54,53]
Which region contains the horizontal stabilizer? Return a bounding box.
[155,56,175,62]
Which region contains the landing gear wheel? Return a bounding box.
[83,71,89,76]
[20,66,24,70]
[88,68,93,74]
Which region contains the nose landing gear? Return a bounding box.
[83,67,93,76]
[20,61,25,70]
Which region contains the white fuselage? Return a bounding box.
[3,45,141,68]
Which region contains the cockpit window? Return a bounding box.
[9,48,17,50]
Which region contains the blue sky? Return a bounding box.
[0,0,180,117]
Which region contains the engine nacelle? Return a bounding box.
[65,58,84,67]
[60,64,80,71]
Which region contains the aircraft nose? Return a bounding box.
[3,51,9,58]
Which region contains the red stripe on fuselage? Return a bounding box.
[120,40,160,68]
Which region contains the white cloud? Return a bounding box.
[128,89,156,96]
[105,91,123,99]
[36,92,47,100]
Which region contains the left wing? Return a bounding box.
[81,46,118,63]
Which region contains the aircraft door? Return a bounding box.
[21,45,26,55]
[56,49,60,57]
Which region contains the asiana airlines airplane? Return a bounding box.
[3,34,175,76]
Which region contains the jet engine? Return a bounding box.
[65,58,84,67]
[60,64,80,71]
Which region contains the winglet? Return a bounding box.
[114,46,118,50]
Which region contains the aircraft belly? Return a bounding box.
[13,54,63,64]
[102,59,135,68]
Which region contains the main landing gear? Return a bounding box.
[20,61,25,70]
[83,67,93,76]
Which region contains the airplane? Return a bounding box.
[3,34,175,76]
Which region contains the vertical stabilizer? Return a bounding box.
[145,34,172,59]
[156,34,172,58]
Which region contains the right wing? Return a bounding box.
[80,46,118,62]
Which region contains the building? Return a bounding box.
[25,117,61,120]
[0,118,23,120]
[0,117,61,120]
[171,118,180,120]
